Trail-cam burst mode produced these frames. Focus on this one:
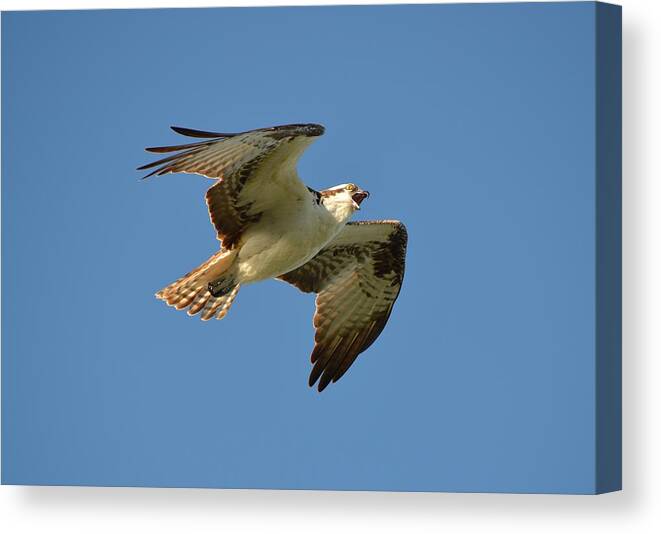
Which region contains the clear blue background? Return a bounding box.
[2,3,598,493]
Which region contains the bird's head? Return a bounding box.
[321,183,370,221]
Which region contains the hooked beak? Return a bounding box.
[351,190,370,209]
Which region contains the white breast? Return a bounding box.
[236,196,344,283]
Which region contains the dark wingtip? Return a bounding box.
[136,160,165,179]
[304,123,325,137]
[139,169,160,180]
[309,375,318,389]
[145,145,180,153]
[145,139,215,154]
[309,370,327,392]
[135,164,160,179]
[315,379,329,392]
[170,126,231,138]
[317,373,332,392]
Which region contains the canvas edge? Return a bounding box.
[594,0,622,495]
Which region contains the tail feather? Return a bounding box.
[198,285,240,321]
[156,250,239,321]
[188,289,212,315]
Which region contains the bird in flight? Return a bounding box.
[138,123,407,391]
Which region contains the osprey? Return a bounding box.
[138,123,407,391]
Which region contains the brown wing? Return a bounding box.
[278,221,408,391]
[138,123,324,249]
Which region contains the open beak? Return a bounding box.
[351,190,370,209]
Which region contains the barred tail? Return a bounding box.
[156,251,240,321]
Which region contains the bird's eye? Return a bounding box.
[346,184,357,192]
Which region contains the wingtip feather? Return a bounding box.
[170,125,232,138]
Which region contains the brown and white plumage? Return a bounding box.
[278,221,407,391]
[139,123,322,248]
[139,123,408,391]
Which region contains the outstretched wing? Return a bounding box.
[278,221,408,391]
[138,123,324,249]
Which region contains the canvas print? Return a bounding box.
[139,123,406,391]
[1,2,621,494]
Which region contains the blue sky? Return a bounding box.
[3,3,599,492]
